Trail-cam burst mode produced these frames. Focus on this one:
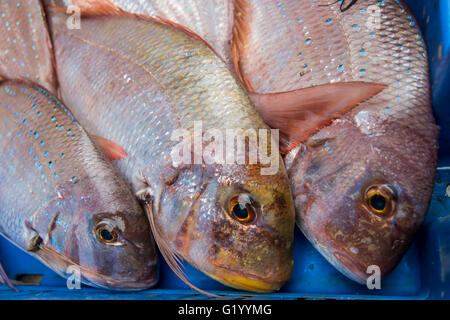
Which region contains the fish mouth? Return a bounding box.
[332,251,368,285]
[35,244,158,291]
[205,267,286,293]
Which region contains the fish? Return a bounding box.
[231,0,439,283]
[43,1,297,293]
[0,80,158,290]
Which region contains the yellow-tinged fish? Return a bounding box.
[44,0,296,293]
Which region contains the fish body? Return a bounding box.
[0,80,158,290]
[46,6,295,293]
[231,0,438,283]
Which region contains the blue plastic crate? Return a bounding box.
[0,0,449,300]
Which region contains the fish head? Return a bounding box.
[33,170,158,290]
[157,161,295,293]
[288,113,438,284]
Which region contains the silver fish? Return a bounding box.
[0,80,158,290]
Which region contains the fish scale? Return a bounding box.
[107,0,236,71]
[48,0,236,71]
[46,6,295,293]
[0,83,82,249]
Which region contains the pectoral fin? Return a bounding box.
[250,82,386,153]
[93,136,127,161]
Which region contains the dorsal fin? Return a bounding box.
[250,82,386,154]
[56,0,218,55]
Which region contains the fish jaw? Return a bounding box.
[155,164,295,293]
[33,243,159,290]
[288,117,438,284]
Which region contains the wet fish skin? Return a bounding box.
[0,0,57,92]
[86,0,439,283]
[233,0,438,283]
[0,80,158,290]
[46,7,295,293]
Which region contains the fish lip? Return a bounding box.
[205,266,287,293]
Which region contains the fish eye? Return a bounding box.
[229,194,256,223]
[95,223,119,245]
[365,185,396,216]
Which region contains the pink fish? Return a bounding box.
[103,0,439,284]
